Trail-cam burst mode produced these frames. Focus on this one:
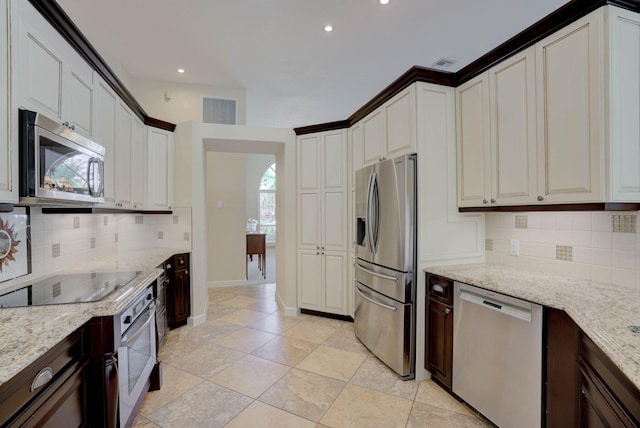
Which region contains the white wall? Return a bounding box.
[245,154,275,225]
[486,211,640,289]
[206,152,247,283]
[131,79,246,125]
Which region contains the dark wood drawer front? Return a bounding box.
[173,253,189,271]
[427,274,453,305]
[0,328,85,426]
[580,334,640,426]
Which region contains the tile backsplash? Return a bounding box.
[485,211,640,289]
[0,207,192,293]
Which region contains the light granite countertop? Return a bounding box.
[424,263,640,391]
[0,248,185,387]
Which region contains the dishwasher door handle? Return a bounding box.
[355,287,397,311]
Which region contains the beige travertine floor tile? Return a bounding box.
[252,336,319,366]
[177,319,241,342]
[246,299,280,313]
[225,401,316,428]
[206,304,238,319]
[216,308,268,326]
[414,380,474,416]
[161,341,245,378]
[406,402,491,427]
[319,384,413,428]
[138,364,204,416]
[250,314,303,334]
[259,368,346,422]
[283,321,337,344]
[350,354,419,400]
[131,415,161,427]
[147,381,252,428]
[214,327,276,353]
[158,333,202,362]
[218,295,263,308]
[296,345,366,382]
[210,354,289,398]
[323,324,370,355]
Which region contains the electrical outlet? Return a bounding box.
[510,239,520,256]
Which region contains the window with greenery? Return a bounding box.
[259,163,276,244]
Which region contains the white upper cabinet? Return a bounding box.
[349,121,363,188]
[115,102,133,208]
[94,78,117,206]
[536,10,603,203]
[456,72,491,207]
[17,1,94,137]
[131,117,146,210]
[0,0,16,203]
[360,85,417,167]
[147,127,174,211]
[608,6,640,202]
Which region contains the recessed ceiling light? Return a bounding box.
[324,25,333,32]
[177,68,185,74]
[379,0,390,4]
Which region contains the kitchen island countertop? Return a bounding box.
[0,248,184,387]
[424,263,640,391]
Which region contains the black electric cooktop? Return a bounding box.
[0,271,140,308]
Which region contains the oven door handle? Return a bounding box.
[121,305,155,347]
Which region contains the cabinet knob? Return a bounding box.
[316,251,320,255]
[70,124,75,131]
[445,308,451,315]
[482,199,488,204]
[62,121,69,127]
[537,196,544,201]
[167,264,172,269]
[30,367,53,392]
[490,199,496,203]
[185,270,188,275]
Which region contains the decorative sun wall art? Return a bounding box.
[0,207,31,283]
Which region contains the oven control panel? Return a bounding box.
[120,286,154,334]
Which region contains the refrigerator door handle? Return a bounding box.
[366,172,375,252]
[355,286,397,311]
[368,172,379,254]
[355,262,398,282]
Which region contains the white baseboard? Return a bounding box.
[276,291,300,316]
[187,294,208,326]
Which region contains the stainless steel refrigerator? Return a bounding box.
[354,154,416,379]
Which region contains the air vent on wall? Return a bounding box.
[203,97,237,125]
[431,57,457,69]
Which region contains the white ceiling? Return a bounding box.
[57,0,569,128]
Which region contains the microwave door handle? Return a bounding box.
[87,159,95,195]
[97,159,105,196]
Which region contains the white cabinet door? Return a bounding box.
[298,250,322,310]
[131,117,146,209]
[18,9,63,120]
[63,53,94,138]
[322,131,347,252]
[536,11,603,203]
[323,251,348,314]
[456,73,491,207]
[490,47,538,205]
[349,121,363,188]
[115,102,132,208]
[609,7,640,201]
[298,192,320,249]
[362,109,385,166]
[147,127,174,210]
[94,78,117,206]
[385,85,417,158]
[0,0,16,202]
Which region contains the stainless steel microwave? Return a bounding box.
[19,109,105,204]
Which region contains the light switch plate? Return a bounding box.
[510,239,520,256]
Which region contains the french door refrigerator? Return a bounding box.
[354,153,416,379]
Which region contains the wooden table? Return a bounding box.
[246,233,266,279]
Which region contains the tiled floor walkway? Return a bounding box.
[133,283,490,428]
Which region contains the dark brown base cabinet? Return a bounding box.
[166,253,191,329]
[546,308,640,428]
[0,326,89,427]
[425,274,454,391]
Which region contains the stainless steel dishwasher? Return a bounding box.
[452,282,542,428]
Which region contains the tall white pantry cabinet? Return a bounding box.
[297,130,349,315]
[0,0,15,203]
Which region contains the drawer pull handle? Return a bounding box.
[30,367,53,392]
[432,284,444,293]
